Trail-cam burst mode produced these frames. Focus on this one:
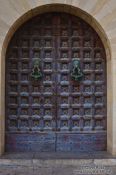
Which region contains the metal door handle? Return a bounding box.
[31,58,42,80]
[71,59,83,82]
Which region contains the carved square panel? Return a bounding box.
[45,109,51,115]
[45,29,52,36]
[20,119,28,127]
[95,73,103,81]
[61,109,68,115]
[94,39,101,47]
[84,96,92,103]
[95,62,102,70]
[95,108,103,115]
[22,39,29,47]
[21,97,28,104]
[9,49,18,58]
[60,14,69,25]
[33,51,40,58]
[11,62,17,69]
[33,97,40,104]
[44,74,52,81]
[73,97,80,104]
[61,74,68,81]
[84,29,91,37]
[45,40,52,47]
[61,85,69,92]
[72,120,79,127]
[44,97,51,104]
[10,108,17,115]
[44,120,51,127]
[44,63,52,69]
[61,29,68,36]
[33,40,40,47]
[84,120,91,127]
[61,51,68,58]
[44,17,52,25]
[72,40,80,47]
[33,109,40,115]
[10,73,18,81]
[84,62,91,69]
[95,51,101,59]
[32,28,40,35]
[72,29,79,36]
[84,86,92,92]
[61,63,68,70]
[61,120,68,128]
[44,86,52,92]
[32,119,40,127]
[84,108,92,115]
[95,85,102,92]
[95,119,103,125]
[73,108,80,115]
[84,40,91,47]
[84,51,91,58]
[22,49,29,58]
[21,62,29,69]
[84,73,92,81]
[21,85,28,92]
[95,96,103,103]
[9,119,17,128]
[22,27,30,35]
[73,85,80,92]
[21,108,28,115]
[33,86,39,92]
[10,97,17,104]
[61,40,68,47]
[21,73,28,81]
[45,51,52,58]
[72,51,80,58]
[10,85,17,92]
[61,97,69,104]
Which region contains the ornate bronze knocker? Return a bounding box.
[31,59,42,80]
[71,59,83,82]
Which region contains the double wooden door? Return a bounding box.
[5,13,107,152]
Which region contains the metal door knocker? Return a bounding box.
[71,59,83,82]
[31,59,42,80]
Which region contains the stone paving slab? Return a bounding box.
[0,153,115,175]
[0,165,113,175]
[0,158,116,167]
[94,159,116,166]
[1,152,116,159]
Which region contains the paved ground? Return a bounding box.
[0,152,116,175]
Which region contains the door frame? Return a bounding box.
[0,4,113,155]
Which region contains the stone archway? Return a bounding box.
[0,3,113,155]
[5,12,107,152]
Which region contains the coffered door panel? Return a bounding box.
[55,13,107,152]
[5,12,107,152]
[6,13,57,151]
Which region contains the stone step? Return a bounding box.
[0,153,115,175]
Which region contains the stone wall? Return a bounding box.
[0,0,116,155]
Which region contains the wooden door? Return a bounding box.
[5,13,107,152]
